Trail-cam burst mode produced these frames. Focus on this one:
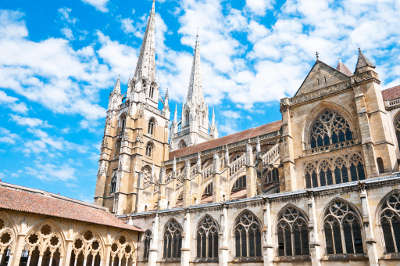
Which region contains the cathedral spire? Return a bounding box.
[210,107,218,139]
[355,48,375,73]
[112,77,121,95]
[133,0,156,82]
[187,34,203,103]
[173,104,178,123]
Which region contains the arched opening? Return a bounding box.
[196,215,219,260]
[110,171,117,193]
[149,85,154,98]
[119,115,126,135]
[109,236,135,265]
[200,183,213,204]
[377,157,384,174]
[231,176,246,200]
[277,206,309,257]
[394,115,400,153]
[148,118,155,135]
[146,142,153,157]
[143,230,152,261]
[234,210,262,258]
[380,191,400,254]
[163,219,183,259]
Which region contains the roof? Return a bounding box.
[0,182,142,232]
[382,85,400,101]
[170,120,282,159]
[336,61,352,76]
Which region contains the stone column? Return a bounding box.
[148,214,159,266]
[11,233,26,266]
[183,160,191,207]
[359,186,379,265]
[213,153,222,202]
[219,204,229,266]
[64,239,74,265]
[307,193,321,266]
[262,199,273,266]
[246,141,257,197]
[104,244,111,266]
[181,211,191,266]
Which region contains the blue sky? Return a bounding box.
[0,0,399,202]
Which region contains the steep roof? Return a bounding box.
[169,120,282,159]
[382,85,400,101]
[336,61,352,76]
[0,182,142,231]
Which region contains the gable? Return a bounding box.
[295,61,350,96]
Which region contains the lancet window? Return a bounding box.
[149,86,154,98]
[23,224,63,266]
[234,210,262,258]
[277,206,309,257]
[110,171,117,193]
[323,200,363,255]
[310,110,353,149]
[109,236,135,266]
[143,230,152,261]
[148,118,155,135]
[380,191,400,254]
[196,215,219,260]
[69,230,102,266]
[146,142,153,157]
[304,153,365,188]
[119,116,126,135]
[163,219,182,259]
[0,218,14,266]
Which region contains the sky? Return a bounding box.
[0,0,399,202]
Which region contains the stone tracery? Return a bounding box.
[380,190,400,254]
[196,215,218,260]
[0,218,14,265]
[69,230,102,266]
[109,235,136,266]
[234,210,262,259]
[163,219,182,259]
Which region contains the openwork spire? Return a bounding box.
[187,34,203,103]
[134,0,156,82]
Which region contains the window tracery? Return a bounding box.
[142,166,153,187]
[143,230,152,261]
[323,200,363,255]
[0,218,14,266]
[277,206,309,257]
[163,219,182,259]
[304,153,365,188]
[109,236,135,266]
[380,191,400,254]
[310,110,353,150]
[197,215,219,260]
[69,230,102,266]
[234,210,262,258]
[23,224,63,266]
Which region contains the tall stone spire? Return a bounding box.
[187,34,204,104]
[108,77,122,111]
[210,107,218,139]
[133,0,156,82]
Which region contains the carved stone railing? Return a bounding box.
[385,98,400,110]
[262,143,280,167]
[229,153,247,176]
[202,164,213,180]
[305,139,357,155]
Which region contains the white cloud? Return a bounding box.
[0,90,28,113]
[246,0,275,16]
[25,162,76,181]
[222,110,240,119]
[58,7,77,24]
[81,0,109,12]
[61,27,74,40]
[11,115,49,128]
[0,127,19,144]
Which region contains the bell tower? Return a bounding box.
[94,0,170,214]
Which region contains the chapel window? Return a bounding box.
[143,230,152,260]
[380,191,400,254]
[324,200,364,255]
[234,210,262,258]
[148,118,155,135]
[277,206,309,257]
[197,215,219,260]
[163,219,183,259]
[310,110,353,149]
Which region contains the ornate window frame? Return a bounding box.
[196,215,219,262]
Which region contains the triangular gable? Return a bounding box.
[295,60,351,96]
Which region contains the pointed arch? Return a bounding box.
[276,204,310,257]
[145,141,154,157]
[196,215,219,260]
[0,212,16,266]
[148,117,156,135]
[233,210,262,258]
[69,228,105,266]
[163,219,183,259]
[322,198,364,255]
[143,230,152,261]
[109,234,136,265]
[377,190,400,254]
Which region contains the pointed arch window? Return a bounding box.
[110,171,117,193]
[70,230,102,266]
[149,85,154,98]
[310,110,353,149]
[234,210,262,258]
[146,142,153,157]
[323,200,364,255]
[119,116,126,135]
[143,230,152,260]
[163,219,183,259]
[148,118,155,135]
[0,218,14,266]
[197,215,219,260]
[380,191,400,254]
[277,206,309,257]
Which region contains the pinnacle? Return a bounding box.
[112,77,121,95]
[355,48,375,72]
[187,33,203,103]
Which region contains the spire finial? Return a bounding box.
[173,104,178,123]
[315,51,319,60]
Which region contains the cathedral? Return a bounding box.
[2,1,400,266]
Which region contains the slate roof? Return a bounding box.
[0,182,142,231]
[382,85,400,101]
[169,120,282,159]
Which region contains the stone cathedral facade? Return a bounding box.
[92,2,400,266]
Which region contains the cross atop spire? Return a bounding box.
[133,0,156,82]
[187,34,203,103]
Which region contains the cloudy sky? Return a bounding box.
[0,0,399,202]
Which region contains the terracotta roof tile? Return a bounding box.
[169,120,282,159]
[0,182,142,231]
[382,85,400,101]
